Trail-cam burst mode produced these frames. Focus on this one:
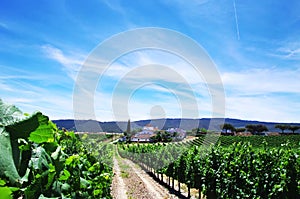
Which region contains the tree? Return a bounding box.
[256,124,268,134]
[220,123,235,135]
[235,128,246,133]
[125,119,131,141]
[152,131,162,142]
[192,127,208,136]
[162,131,172,142]
[288,125,300,134]
[245,124,255,134]
[200,128,207,134]
[126,119,131,133]
[275,124,289,134]
[246,124,268,135]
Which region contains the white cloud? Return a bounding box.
[3,88,73,120]
[225,95,300,123]
[104,50,211,85]
[164,0,214,19]
[78,49,223,121]
[267,40,300,61]
[41,45,85,80]
[102,0,125,14]
[104,63,131,78]
[90,77,215,121]
[0,64,75,120]
[0,80,14,91]
[277,44,300,60]
[222,67,300,94]
[48,51,299,122]
[221,67,300,122]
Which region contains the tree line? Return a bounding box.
[191,123,300,136]
[219,123,300,135]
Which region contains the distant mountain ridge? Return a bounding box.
[53,118,300,133]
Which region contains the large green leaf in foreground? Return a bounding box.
[0,126,20,183]
[0,99,23,126]
[0,104,55,184]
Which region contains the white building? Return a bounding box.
[131,124,158,142]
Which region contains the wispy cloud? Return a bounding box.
[163,0,235,34]
[222,67,300,94]
[164,0,211,18]
[41,45,85,80]
[104,50,208,84]
[0,64,74,93]
[0,80,13,91]
[79,48,222,121]
[102,0,125,15]
[2,85,73,120]
[275,43,300,60]
[97,87,203,121]
[36,27,300,122]
[221,67,300,122]
[0,63,75,119]
[225,94,300,123]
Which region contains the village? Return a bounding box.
[119,124,187,143]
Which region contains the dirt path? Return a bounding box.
[111,150,180,199]
[111,157,127,199]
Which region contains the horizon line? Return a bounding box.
[51,117,300,124]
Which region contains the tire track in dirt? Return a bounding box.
[123,158,179,199]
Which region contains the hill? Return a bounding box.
[53,118,300,133]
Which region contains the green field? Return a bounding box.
[1,99,300,198]
[119,135,300,198]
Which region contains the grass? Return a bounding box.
[120,170,129,178]
[119,163,130,170]
[117,154,130,178]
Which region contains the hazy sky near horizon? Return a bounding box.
[1,0,300,122]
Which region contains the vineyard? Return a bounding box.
[118,136,300,198]
[1,99,300,198]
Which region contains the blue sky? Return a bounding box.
[1,0,300,122]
